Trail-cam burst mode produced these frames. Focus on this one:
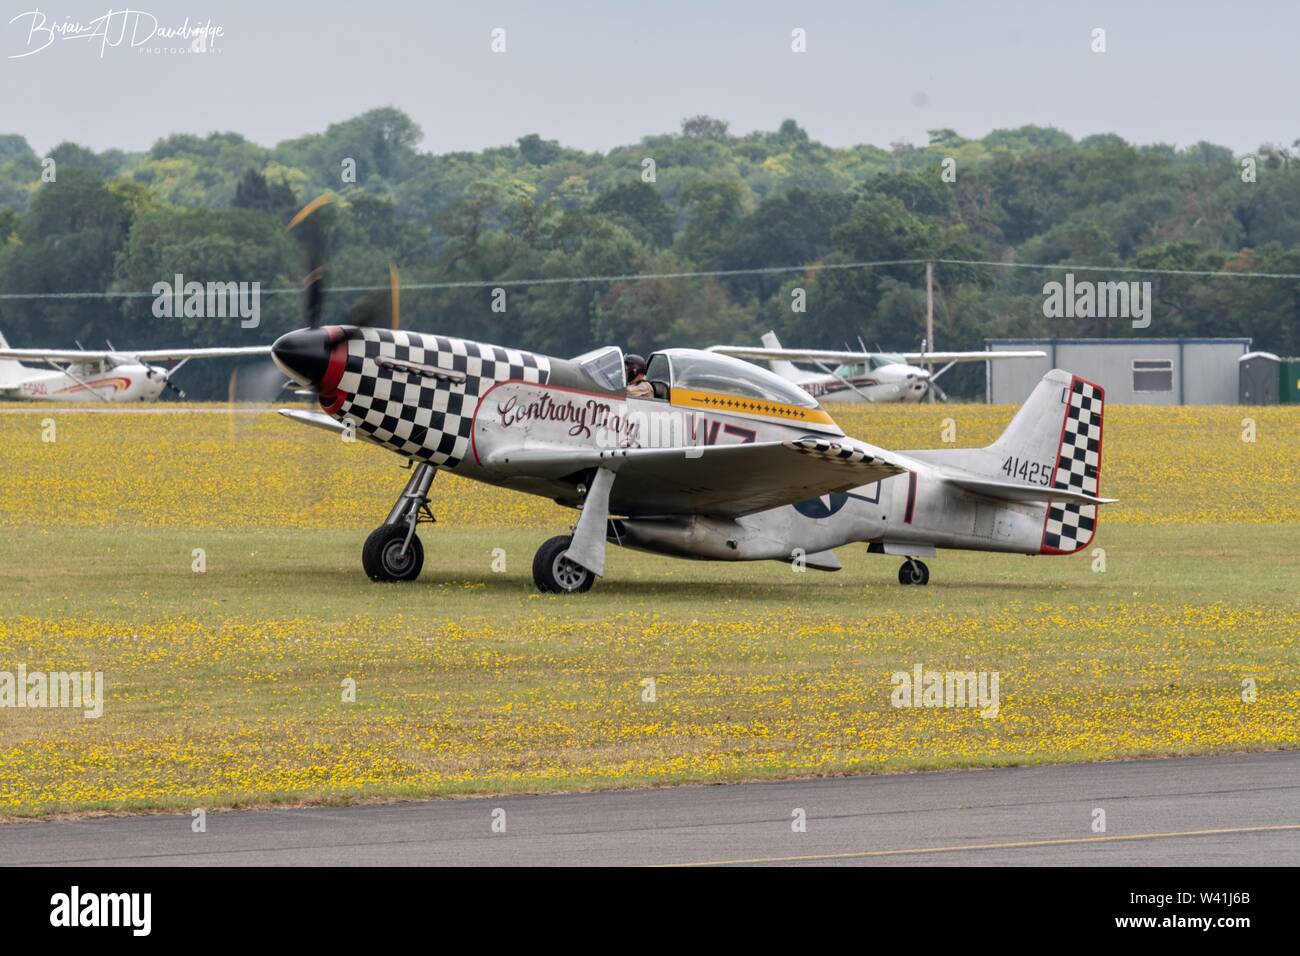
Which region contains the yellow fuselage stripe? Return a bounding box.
[670,387,838,427]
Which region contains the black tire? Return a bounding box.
[532,535,595,594]
[898,560,929,586]
[362,525,424,582]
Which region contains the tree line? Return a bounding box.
[1,108,1298,398]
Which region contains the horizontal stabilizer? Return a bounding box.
[943,473,1116,506]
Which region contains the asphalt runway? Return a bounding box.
[2,752,1296,866]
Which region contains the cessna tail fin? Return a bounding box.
[0,331,30,389]
[759,331,804,382]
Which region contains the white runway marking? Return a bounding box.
[665,823,1300,867]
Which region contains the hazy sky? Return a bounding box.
[3,0,1295,157]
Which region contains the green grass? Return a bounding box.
[4,523,1298,619]
[1,522,1297,818]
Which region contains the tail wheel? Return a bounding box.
[533,535,595,594]
[363,525,425,582]
[898,559,929,586]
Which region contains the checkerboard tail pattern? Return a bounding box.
[1041,377,1104,554]
[334,329,550,466]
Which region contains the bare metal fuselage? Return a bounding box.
[602,455,1048,565]
[456,388,1047,565]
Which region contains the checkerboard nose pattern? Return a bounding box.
[334,328,551,466]
[1042,377,1104,554]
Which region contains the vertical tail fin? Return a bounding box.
[759,330,805,382]
[0,330,29,389]
[989,369,1105,554]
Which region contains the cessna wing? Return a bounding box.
[709,345,1046,364]
[900,350,1044,363]
[0,346,270,362]
[480,436,907,518]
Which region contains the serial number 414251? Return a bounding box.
[1001,455,1053,486]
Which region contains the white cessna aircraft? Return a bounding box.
[711,331,1045,403]
[0,332,269,402]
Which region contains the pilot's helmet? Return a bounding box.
[624,353,647,378]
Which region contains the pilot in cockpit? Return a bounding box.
[624,353,653,398]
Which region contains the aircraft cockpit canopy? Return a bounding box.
[872,353,906,370]
[836,353,907,377]
[572,345,626,391]
[648,348,820,408]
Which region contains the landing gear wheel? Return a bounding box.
[533,535,595,594]
[362,525,425,582]
[898,559,930,586]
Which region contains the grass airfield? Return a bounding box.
[0,402,1297,817]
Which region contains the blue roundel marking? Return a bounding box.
[793,492,850,519]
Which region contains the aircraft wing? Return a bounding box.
[709,345,1045,365]
[483,436,907,518]
[898,350,1045,363]
[0,346,270,362]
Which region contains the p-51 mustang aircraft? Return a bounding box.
[274,324,1110,590]
[271,195,1112,592]
[710,331,1045,403]
[0,331,269,402]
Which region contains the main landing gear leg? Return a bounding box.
[363,462,436,582]
[533,467,615,594]
[898,558,930,586]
